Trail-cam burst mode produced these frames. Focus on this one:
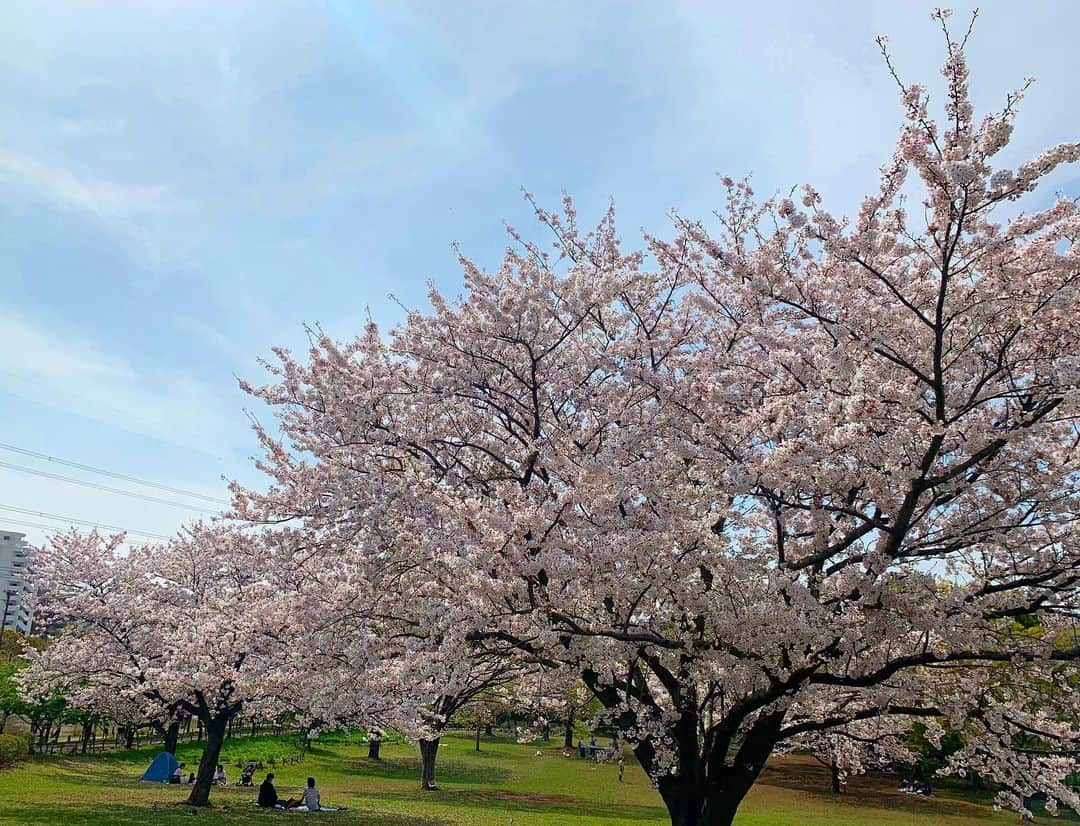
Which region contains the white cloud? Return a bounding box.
[0,148,174,268]
[0,307,246,458]
[0,148,168,220]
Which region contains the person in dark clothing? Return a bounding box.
[257,773,279,808]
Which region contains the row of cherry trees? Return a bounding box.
[20,12,1080,824]
[19,523,530,805]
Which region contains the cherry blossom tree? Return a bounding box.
[276,541,524,789]
[320,650,516,789]
[237,12,1079,825]
[507,669,594,749]
[407,653,519,789]
[20,524,307,806]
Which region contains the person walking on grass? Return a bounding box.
[618,756,625,782]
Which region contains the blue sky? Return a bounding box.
[1,1,1078,545]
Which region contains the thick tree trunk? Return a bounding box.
[475,724,482,751]
[699,792,747,826]
[563,711,575,749]
[649,713,780,826]
[830,760,841,794]
[656,776,751,826]
[163,721,181,755]
[368,736,381,760]
[658,778,703,826]
[186,715,228,806]
[419,738,440,790]
[124,725,136,750]
[656,764,735,826]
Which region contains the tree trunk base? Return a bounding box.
[419,738,440,791]
[186,715,229,807]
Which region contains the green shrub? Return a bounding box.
[0,733,29,768]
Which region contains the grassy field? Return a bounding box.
[0,731,1065,825]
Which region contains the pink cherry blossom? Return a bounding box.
[235,16,1078,824]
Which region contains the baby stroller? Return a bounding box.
[239,760,258,787]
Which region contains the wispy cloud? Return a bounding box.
[0,147,174,267]
[172,315,244,363]
[0,148,168,219]
[0,307,246,458]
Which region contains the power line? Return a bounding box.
[0,442,229,506]
[0,505,170,540]
[0,461,213,514]
[0,516,101,536]
[0,519,144,547]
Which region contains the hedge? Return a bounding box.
[0,733,29,768]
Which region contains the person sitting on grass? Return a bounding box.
[170,762,185,784]
[213,764,227,785]
[294,776,343,813]
[301,776,320,812]
[256,772,300,808]
[257,772,279,808]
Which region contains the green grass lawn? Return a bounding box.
[0,732,1063,825]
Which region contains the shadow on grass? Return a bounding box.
[362,787,668,822]
[335,755,512,787]
[0,801,453,826]
[16,758,141,788]
[757,760,1016,821]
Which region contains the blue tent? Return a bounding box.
[141,751,179,783]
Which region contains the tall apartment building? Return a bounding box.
[0,529,34,635]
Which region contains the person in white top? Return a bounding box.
[301,776,320,812]
[213,764,227,785]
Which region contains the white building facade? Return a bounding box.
[0,529,34,635]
